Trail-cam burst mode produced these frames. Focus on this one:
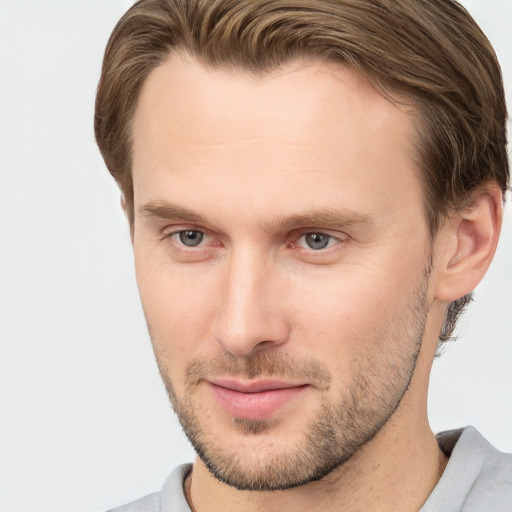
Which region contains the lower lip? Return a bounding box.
[208,383,308,420]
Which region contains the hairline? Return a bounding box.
[125,48,443,238]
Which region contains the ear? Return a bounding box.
[434,185,503,302]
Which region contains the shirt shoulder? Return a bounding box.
[422,427,512,512]
[107,492,160,512]
[107,464,193,512]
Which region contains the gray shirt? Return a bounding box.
[108,427,512,511]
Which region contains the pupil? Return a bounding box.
[179,230,203,247]
[306,233,329,250]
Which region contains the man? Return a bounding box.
[94,0,511,510]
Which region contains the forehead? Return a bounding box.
[131,53,422,227]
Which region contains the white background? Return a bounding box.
[0,1,510,511]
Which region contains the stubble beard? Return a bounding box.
[150,275,430,491]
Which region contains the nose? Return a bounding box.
[212,248,291,356]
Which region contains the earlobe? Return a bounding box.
[435,185,503,302]
[120,194,127,213]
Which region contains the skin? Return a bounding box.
[130,53,502,512]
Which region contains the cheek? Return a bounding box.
[292,267,392,324]
[288,265,415,362]
[135,256,221,366]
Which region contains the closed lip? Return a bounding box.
[207,378,309,393]
[207,377,310,420]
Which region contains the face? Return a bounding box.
[131,54,434,490]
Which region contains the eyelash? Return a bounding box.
[165,228,215,249]
[293,232,342,251]
[163,227,346,254]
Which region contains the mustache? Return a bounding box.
[184,351,331,391]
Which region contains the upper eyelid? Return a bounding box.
[294,232,342,247]
[296,231,336,238]
[293,228,347,240]
[161,226,347,246]
[168,228,207,237]
[165,228,217,250]
[163,225,210,237]
[168,229,206,246]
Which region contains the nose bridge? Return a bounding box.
[213,244,289,356]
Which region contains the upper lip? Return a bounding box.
[208,378,308,393]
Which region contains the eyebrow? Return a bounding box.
[273,209,374,231]
[140,200,374,230]
[140,201,205,223]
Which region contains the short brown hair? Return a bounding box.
[94,0,509,343]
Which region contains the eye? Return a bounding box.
[297,232,339,250]
[171,230,206,247]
